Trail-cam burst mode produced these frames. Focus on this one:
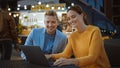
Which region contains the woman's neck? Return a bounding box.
[77,22,87,33]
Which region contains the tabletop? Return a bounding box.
[0,60,79,68]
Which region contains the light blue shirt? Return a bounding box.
[43,31,55,54]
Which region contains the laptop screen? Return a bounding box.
[20,45,51,67]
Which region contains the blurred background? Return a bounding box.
[0,0,120,62]
[0,0,120,67]
[0,0,120,39]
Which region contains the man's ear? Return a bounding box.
[57,22,59,26]
[56,20,59,26]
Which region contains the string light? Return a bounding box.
[38,1,41,5]
[8,8,11,11]
[16,14,19,17]
[16,3,66,11]
[68,6,70,9]
[71,3,74,6]
[46,4,49,7]
[51,7,54,10]
[18,4,21,7]
[13,14,16,18]
[24,5,27,10]
[9,13,11,16]
[32,5,35,8]
[19,16,22,19]
[58,7,61,10]
[17,8,20,11]
[62,7,65,10]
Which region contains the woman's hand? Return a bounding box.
[53,58,79,67]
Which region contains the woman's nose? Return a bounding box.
[68,19,73,24]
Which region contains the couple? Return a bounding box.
[21,5,111,68]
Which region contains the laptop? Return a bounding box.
[20,45,55,67]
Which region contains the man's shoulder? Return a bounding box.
[30,28,45,35]
[56,30,67,38]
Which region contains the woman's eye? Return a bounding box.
[71,15,76,18]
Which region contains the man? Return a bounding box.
[21,10,67,59]
[0,2,18,60]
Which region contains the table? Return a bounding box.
[0,60,79,68]
[0,60,45,68]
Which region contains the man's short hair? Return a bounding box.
[45,10,59,21]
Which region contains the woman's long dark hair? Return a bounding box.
[67,5,89,25]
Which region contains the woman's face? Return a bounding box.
[67,10,83,28]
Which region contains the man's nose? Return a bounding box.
[48,22,52,26]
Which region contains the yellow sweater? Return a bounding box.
[52,25,111,68]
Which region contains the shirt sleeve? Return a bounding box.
[21,29,34,59]
[24,29,34,45]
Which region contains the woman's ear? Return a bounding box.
[81,13,84,16]
[79,13,84,19]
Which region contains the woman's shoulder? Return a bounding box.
[87,25,100,31]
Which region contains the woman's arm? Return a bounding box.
[76,29,102,67]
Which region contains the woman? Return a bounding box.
[46,5,111,68]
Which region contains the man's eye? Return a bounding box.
[47,21,49,23]
[67,18,70,21]
[52,21,56,24]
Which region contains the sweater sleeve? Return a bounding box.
[52,36,73,60]
[76,28,102,67]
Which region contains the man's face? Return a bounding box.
[44,16,58,34]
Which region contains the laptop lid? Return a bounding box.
[20,45,51,67]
